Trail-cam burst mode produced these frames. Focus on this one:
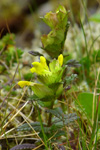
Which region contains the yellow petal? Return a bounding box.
[31,62,44,74]
[58,54,63,66]
[30,67,36,73]
[40,56,46,64]
[40,56,49,70]
[32,62,41,67]
[18,81,33,88]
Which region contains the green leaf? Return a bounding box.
[10,144,36,150]
[17,113,78,137]
[37,100,54,108]
[89,13,100,22]
[52,113,79,128]
[17,121,55,134]
[76,92,100,119]
[17,122,46,132]
[41,12,57,29]
[45,107,64,119]
[45,110,79,126]
[28,51,43,56]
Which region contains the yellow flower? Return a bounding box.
[30,54,63,76]
[18,81,54,100]
[18,81,34,88]
[58,54,63,66]
[18,54,64,102]
[30,62,44,74]
[30,56,51,75]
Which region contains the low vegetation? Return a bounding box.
[0,4,100,150]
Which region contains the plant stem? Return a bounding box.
[47,101,54,127]
[37,106,48,150]
[48,113,52,127]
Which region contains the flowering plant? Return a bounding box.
[16,5,79,150]
[18,54,64,107]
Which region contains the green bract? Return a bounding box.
[41,5,69,58]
